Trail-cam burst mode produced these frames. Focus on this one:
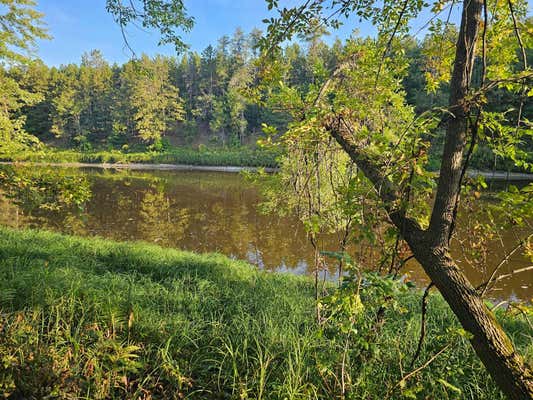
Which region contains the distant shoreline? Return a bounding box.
[0,161,278,173]
[465,169,533,181]
[1,161,532,180]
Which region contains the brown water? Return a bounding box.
[0,166,531,302]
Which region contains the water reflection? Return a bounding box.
[0,165,530,302]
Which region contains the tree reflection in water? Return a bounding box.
[0,165,530,301]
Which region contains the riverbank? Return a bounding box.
[0,161,277,173]
[0,227,529,399]
[1,146,279,169]
[2,147,533,179]
[2,161,533,181]
[466,169,533,181]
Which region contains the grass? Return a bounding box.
[0,227,531,399]
[1,146,280,168]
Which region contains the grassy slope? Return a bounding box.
[2,146,279,168]
[0,227,530,399]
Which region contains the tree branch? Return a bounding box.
[477,233,532,297]
[386,343,452,400]
[409,282,435,370]
[324,114,424,239]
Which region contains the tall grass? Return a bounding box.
[0,227,530,399]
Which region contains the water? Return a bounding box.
[0,165,530,302]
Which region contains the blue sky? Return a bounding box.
[35,0,369,66]
[35,0,531,66]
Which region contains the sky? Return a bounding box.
[34,0,365,66]
[33,0,530,67]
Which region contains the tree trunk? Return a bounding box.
[327,0,533,397]
[404,230,533,400]
[424,0,533,396]
[429,0,482,245]
[331,125,533,400]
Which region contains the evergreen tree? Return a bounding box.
[79,50,114,145]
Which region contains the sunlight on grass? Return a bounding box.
[0,227,530,399]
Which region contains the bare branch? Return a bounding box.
[507,0,528,70]
[482,266,533,291]
[386,343,452,399]
[374,0,410,87]
[477,233,532,297]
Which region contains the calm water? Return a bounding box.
[0,166,531,301]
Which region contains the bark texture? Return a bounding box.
[324,0,533,397]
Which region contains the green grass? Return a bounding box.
[2,146,280,168]
[0,227,530,399]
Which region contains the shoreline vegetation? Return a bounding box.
[0,146,280,169]
[0,226,530,399]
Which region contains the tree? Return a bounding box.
[227,65,252,145]
[230,27,249,68]
[0,67,41,154]
[249,28,264,58]
[79,50,114,144]
[0,0,48,155]
[9,60,53,139]
[195,45,218,122]
[119,55,184,144]
[260,0,533,398]
[48,64,82,142]
[183,52,201,121]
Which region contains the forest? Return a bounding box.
[0,0,532,399]
[3,26,532,171]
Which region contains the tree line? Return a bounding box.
[4,25,531,171]
[5,28,275,151]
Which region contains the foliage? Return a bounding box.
[255,36,436,284]
[0,0,49,157]
[256,0,533,275]
[0,0,49,63]
[0,68,43,156]
[1,18,531,170]
[257,0,533,396]
[105,0,193,53]
[0,165,92,212]
[117,55,185,143]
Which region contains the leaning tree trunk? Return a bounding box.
[425,0,533,396]
[405,230,533,399]
[327,0,533,397]
[331,129,533,400]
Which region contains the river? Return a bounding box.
[0,165,530,302]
